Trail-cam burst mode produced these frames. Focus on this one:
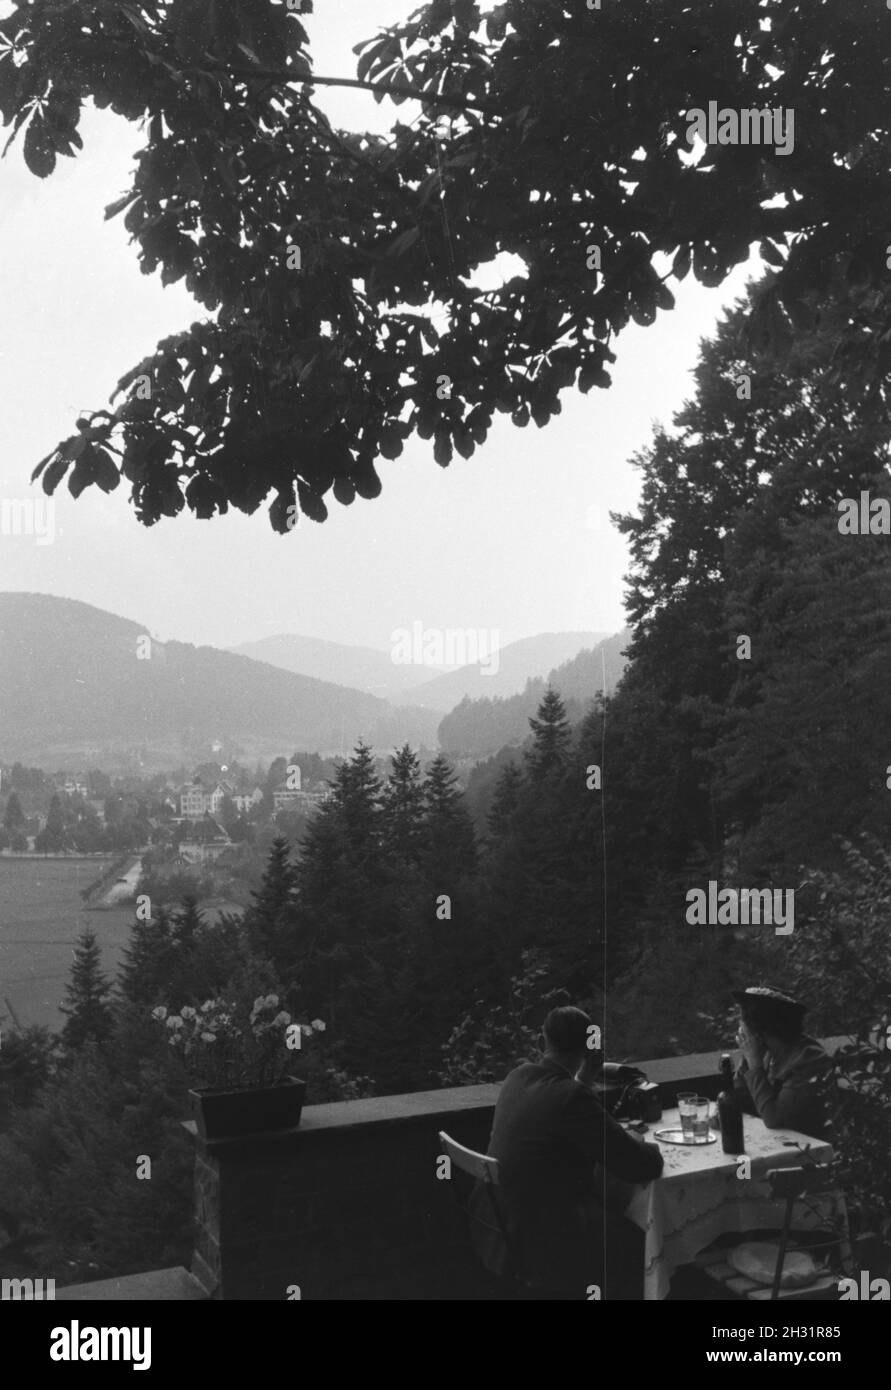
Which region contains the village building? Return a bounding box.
[272,783,331,813]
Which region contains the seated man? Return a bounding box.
[733,986,831,1138]
[472,1005,663,1298]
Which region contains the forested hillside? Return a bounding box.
[0,594,440,765]
[438,630,629,756]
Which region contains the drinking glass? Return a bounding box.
[677,1092,697,1141]
[691,1097,711,1142]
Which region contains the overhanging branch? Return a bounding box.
[215,64,497,116]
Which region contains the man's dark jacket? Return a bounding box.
[470,1057,663,1295]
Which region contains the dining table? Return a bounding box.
[623,1106,845,1300]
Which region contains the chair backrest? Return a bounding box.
[765,1163,843,1300]
[766,1163,834,1199]
[438,1130,516,1280]
[438,1130,500,1185]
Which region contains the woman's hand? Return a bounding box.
[737,1022,765,1071]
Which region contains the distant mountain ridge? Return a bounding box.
[230,628,609,712]
[390,630,610,710]
[437,630,630,757]
[229,631,454,701]
[0,593,440,770]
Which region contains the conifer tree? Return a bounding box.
[165,896,209,1005]
[172,895,203,951]
[60,928,113,1050]
[118,908,176,1008]
[36,794,67,852]
[380,745,426,861]
[423,755,478,869]
[3,791,25,830]
[293,745,389,1037]
[525,688,572,782]
[486,762,524,841]
[245,837,298,964]
[335,742,382,852]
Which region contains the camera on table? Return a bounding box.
[595,1062,662,1124]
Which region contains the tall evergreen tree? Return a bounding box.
[0,1023,57,1123]
[380,745,426,862]
[486,762,524,841]
[165,897,208,1004]
[41,794,66,852]
[244,837,298,964]
[3,791,25,830]
[483,690,578,988]
[292,744,388,1031]
[118,908,176,1008]
[60,929,113,1050]
[335,741,382,851]
[171,896,203,951]
[525,689,572,782]
[423,755,478,869]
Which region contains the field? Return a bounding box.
[0,857,136,1031]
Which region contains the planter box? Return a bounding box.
[191,1076,306,1140]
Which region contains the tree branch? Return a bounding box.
[214,64,497,116]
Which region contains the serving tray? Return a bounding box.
[653,1127,717,1146]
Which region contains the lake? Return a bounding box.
[0,856,136,1031]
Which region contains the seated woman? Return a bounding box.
[732,986,831,1138]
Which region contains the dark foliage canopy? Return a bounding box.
[2,0,888,529]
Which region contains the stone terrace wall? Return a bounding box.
[185,1041,847,1301]
[186,1085,500,1301]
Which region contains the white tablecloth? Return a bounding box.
[624,1108,843,1300]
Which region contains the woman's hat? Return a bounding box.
[732,985,805,1032]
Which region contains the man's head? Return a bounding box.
[733,985,805,1045]
[542,1005,591,1070]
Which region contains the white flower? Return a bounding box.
[200,1000,215,1014]
[151,1006,167,1021]
[311,1018,326,1033]
[166,1016,184,1030]
[180,1006,197,1020]
[200,1032,216,1043]
[272,1011,291,1028]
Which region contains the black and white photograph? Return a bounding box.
[0,0,889,1360]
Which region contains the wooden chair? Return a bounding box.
[437,1130,523,1288]
[696,1164,847,1301]
[438,1132,604,1300]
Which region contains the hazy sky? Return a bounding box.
[0,1,757,653]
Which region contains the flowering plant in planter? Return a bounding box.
[152,994,326,1093]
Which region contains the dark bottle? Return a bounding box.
[717,1053,745,1154]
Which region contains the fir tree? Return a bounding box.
[380,745,426,861]
[525,688,572,782]
[118,908,176,1008]
[245,837,298,963]
[172,895,203,951]
[3,791,25,830]
[166,897,208,1004]
[424,756,477,863]
[424,754,463,817]
[60,928,113,1050]
[486,762,524,841]
[335,742,382,851]
[292,745,389,1033]
[39,793,66,852]
[46,793,66,838]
